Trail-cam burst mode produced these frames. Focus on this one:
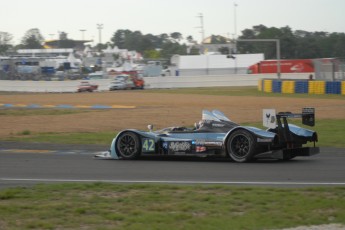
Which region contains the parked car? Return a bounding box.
[109,79,126,90]
[109,74,144,90]
[77,81,98,92]
[109,75,134,90]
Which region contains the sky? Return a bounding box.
[1,0,345,45]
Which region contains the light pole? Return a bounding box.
[97,24,103,44]
[233,2,238,53]
[196,13,205,43]
[233,3,238,74]
[80,29,86,40]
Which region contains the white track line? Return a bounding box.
[1,178,345,186]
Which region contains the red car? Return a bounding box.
[77,81,98,92]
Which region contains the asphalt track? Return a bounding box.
[0,142,344,189]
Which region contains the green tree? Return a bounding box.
[144,49,161,59]
[0,31,13,54]
[20,28,44,49]
[170,32,183,42]
[209,35,228,44]
[111,29,155,53]
[110,27,345,60]
[160,42,187,59]
[111,29,186,59]
[330,33,345,57]
[239,25,345,59]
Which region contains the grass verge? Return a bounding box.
[146,86,345,99]
[0,183,344,230]
[0,108,95,116]
[3,132,114,145]
[3,119,345,148]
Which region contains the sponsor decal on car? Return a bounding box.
[169,141,191,152]
[193,140,223,146]
[212,123,225,127]
[163,142,168,150]
[195,146,207,152]
[142,138,155,152]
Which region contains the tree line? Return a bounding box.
[239,25,345,59]
[1,25,344,60]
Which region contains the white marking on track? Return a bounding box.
[1,178,345,186]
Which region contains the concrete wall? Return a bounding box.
[0,73,311,92]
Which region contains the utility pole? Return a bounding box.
[233,2,238,53]
[196,13,205,43]
[96,24,103,44]
[196,13,205,55]
[80,29,86,40]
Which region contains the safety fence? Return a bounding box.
[258,79,345,95]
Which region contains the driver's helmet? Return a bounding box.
[195,120,205,130]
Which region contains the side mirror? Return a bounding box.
[148,124,153,132]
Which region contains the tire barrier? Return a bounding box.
[259,79,345,95]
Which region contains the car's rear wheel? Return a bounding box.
[227,129,256,162]
[116,131,141,159]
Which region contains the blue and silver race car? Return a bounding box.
[99,108,319,162]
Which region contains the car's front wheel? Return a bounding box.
[227,129,256,163]
[116,131,141,159]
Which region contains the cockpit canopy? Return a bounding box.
[153,110,238,134]
[202,110,232,122]
[197,110,238,132]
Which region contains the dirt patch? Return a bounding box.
[0,91,344,137]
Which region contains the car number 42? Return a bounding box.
[142,138,155,152]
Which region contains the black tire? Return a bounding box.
[116,132,141,159]
[227,129,256,163]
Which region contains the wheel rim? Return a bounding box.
[230,134,250,158]
[118,134,138,157]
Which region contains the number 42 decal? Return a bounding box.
[142,138,155,152]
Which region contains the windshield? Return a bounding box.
[212,110,231,121]
[202,110,221,121]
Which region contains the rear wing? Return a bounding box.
[263,108,315,128]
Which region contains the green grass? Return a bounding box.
[244,119,345,148]
[145,86,345,99]
[1,87,344,147]
[1,88,344,229]
[4,131,114,145]
[0,183,344,230]
[0,108,94,116]
[4,119,345,148]
[303,119,345,148]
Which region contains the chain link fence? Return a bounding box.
[313,58,345,81]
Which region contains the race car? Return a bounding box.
[98,108,319,162]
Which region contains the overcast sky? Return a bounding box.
[2,0,345,45]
